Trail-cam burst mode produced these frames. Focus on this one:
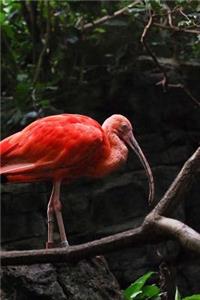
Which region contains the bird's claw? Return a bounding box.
[60,240,69,248]
[46,242,56,249]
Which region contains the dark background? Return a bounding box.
[1,1,200,298]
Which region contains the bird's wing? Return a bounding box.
[0,114,109,178]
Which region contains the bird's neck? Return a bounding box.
[92,131,128,177]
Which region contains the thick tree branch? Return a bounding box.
[1,148,200,266]
[153,147,200,216]
[1,226,152,266]
[153,215,200,254]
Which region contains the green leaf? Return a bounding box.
[0,11,6,25]
[175,287,182,300]
[142,284,160,298]
[124,272,155,300]
[183,295,200,300]
[2,23,14,39]
[130,291,142,299]
[94,27,106,34]
[145,0,161,12]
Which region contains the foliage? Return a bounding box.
[123,272,161,300]
[123,272,200,300]
[176,287,200,300]
[1,0,200,134]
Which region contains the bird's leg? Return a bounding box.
[46,187,56,249]
[55,211,69,247]
[53,181,69,247]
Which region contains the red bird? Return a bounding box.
[0,114,154,248]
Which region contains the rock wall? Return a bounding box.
[1,59,200,297]
[1,257,123,300]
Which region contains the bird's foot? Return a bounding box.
[46,242,56,249]
[60,240,69,248]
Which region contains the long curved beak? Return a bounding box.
[124,131,155,204]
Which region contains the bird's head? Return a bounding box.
[103,114,155,204]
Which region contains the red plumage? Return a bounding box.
[0,114,110,183]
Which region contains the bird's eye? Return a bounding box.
[121,123,129,132]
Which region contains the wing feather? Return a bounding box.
[0,114,108,181]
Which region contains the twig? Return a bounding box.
[179,7,190,22]
[140,10,153,42]
[140,10,168,91]
[153,22,200,34]
[166,5,173,28]
[140,11,200,105]
[79,0,141,31]
[178,7,200,29]
[1,147,200,266]
[78,2,199,35]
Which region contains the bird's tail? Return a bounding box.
[0,137,16,183]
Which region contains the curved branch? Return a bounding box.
[1,148,200,266]
[153,147,200,216]
[153,216,200,254]
[1,226,152,266]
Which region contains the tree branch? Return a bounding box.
[78,2,200,35]
[79,1,141,31]
[1,226,151,266]
[140,10,168,92]
[153,22,200,35]
[153,215,200,254]
[78,3,199,105]
[153,147,200,216]
[1,148,200,266]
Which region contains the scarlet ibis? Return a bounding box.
[0,114,154,248]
